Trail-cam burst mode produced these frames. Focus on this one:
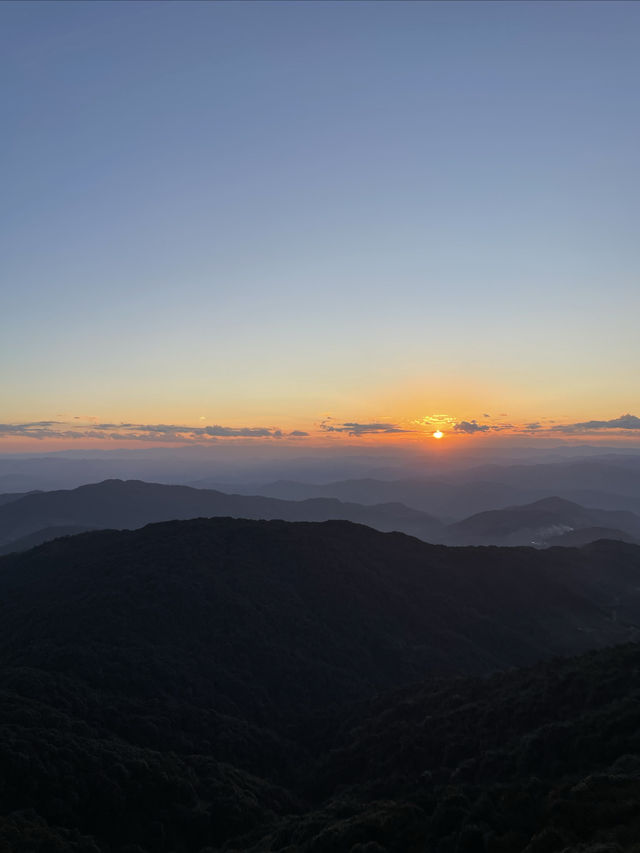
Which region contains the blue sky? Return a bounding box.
[2,1,639,448]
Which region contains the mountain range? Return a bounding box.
[1,518,640,850]
[207,455,640,518]
[2,479,640,554]
[448,496,640,546]
[0,478,445,553]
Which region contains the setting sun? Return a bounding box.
[433,430,444,439]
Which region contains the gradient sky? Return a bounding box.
[2,1,639,449]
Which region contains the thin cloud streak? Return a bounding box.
[550,414,640,434]
[2,414,640,444]
[453,420,513,434]
[320,421,410,436]
[454,420,491,434]
[450,413,640,438]
[0,422,307,442]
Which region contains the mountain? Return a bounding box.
[217,457,640,519]
[278,642,640,853]
[0,478,446,551]
[3,519,638,702]
[3,520,640,726]
[448,496,640,546]
[0,450,423,493]
[462,457,640,498]
[0,524,96,555]
[0,489,40,507]
[1,520,640,850]
[4,480,637,559]
[545,525,640,547]
[201,476,532,519]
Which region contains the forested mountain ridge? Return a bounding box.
[242,642,640,852]
[3,480,640,557]
[449,496,640,546]
[1,520,640,850]
[0,518,640,853]
[1,519,638,700]
[0,478,445,551]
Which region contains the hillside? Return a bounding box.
[449,496,640,546]
[215,457,640,519]
[0,524,96,555]
[208,476,531,519]
[464,457,640,498]
[0,490,40,507]
[1,521,640,850]
[5,483,639,553]
[546,526,640,547]
[259,642,640,852]
[0,478,446,551]
[3,519,640,696]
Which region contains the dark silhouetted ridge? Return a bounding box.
[1,519,640,850]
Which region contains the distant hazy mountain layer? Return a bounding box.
[0,478,446,550]
[2,479,640,555]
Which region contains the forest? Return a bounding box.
[0,518,639,850]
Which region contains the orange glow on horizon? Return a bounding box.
[3,410,640,453]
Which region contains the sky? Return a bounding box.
[2,0,640,451]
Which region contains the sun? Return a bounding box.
[432,430,444,440]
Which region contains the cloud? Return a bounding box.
[453,419,515,435]
[196,425,277,438]
[105,430,197,443]
[551,414,640,434]
[451,413,640,437]
[320,421,410,436]
[0,421,305,443]
[0,423,67,439]
[9,413,638,445]
[412,414,458,428]
[453,420,491,434]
